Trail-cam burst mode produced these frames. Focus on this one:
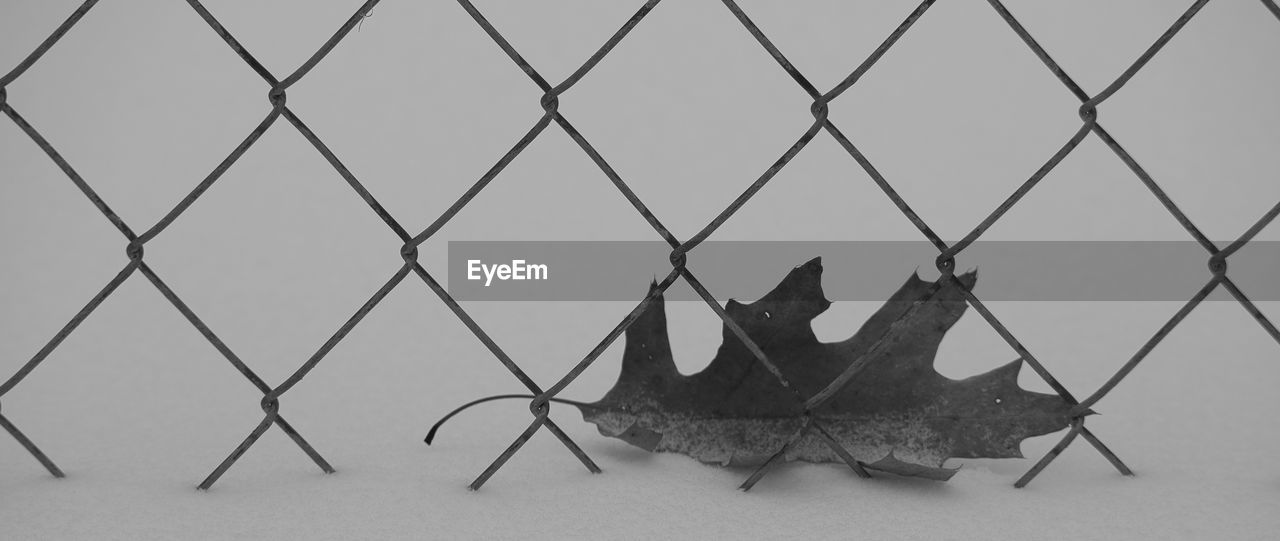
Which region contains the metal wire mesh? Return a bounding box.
[2,0,1278,491]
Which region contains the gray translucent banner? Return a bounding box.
[446,241,1278,301]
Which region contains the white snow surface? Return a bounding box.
[4,300,1279,540]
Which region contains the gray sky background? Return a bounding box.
[3,0,1276,372]
[4,0,1279,390]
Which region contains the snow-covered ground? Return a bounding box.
[4,1,1279,539]
[3,300,1279,540]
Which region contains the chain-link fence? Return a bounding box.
[3,0,1278,492]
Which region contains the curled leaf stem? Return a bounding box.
[424,394,595,444]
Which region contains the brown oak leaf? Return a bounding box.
[580,257,1080,480]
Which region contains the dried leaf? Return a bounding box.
[582,257,1080,480]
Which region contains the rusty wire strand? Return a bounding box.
[1014,418,1084,488]
[538,269,684,403]
[811,423,873,479]
[0,1,100,88]
[2,0,1278,493]
[0,409,64,477]
[1074,277,1223,414]
[1265,0,1280,20]
[718,0,948,253]
[1,92,134,240]
[1219,279,1280,344]
[803,282,947,411]
[1219,201,1280,259]
[738,417,817,491]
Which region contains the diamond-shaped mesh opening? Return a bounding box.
[145,126,402,377]
[562,0,814,235]
[290,1,544,234]
[1,0,1277,493]
[1103,1,1280,241]
[830,0,1082,239]
[709,135,923,241]
[2,0,265,228]
[993,0,1198,91]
